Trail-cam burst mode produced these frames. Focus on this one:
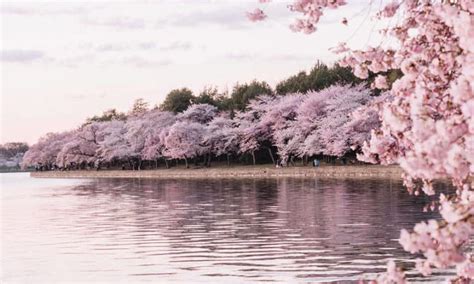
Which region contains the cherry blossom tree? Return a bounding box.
[97,120,130,165]
[22,131,73,169]
[309,84,372,157]
[203,115,239,166]
[235,95,276,165]
[179,103,218,124]
[286,88,329,164]
[290,84,372,159]
[250,0,474,280]
[141,110,177,168]
[163,121,205,168]
[345,92,391,153]
[178,103,219,166]
[56,122,105,169]
[124,114,149,170]
[259,94,305,165]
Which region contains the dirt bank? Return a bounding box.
[30,165,403,179]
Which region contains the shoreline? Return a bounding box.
[30,165,403,179]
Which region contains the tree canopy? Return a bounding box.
[86,109,126,124]
[276,62,360,95]
[230,80,272,111]
[160,88,195,113]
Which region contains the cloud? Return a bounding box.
[268,54,315,61]
[138,42,157,50]
[83,16,146,30]
[157,2,291,30]
[1,5,37,15]
[160,41,192,51]
[69,92,108,101]
[121,56,172,68]
[90,41,191,53]
[159,8,250,30]
[1,50,45,63]
[223,52,313,62]
[70,94,86,101]
[51,54,97,68]
[95,43,130,52]
[1,3,90,16]
[225,52,256,61]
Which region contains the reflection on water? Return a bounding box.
[1,173,452,283]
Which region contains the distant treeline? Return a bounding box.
[0,143,29,171]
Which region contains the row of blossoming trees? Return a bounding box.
[22,84,384,170]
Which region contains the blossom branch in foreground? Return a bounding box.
[250,0,474,281]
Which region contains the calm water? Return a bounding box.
[1,172,452,283]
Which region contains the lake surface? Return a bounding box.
[1,172,452,283]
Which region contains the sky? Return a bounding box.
[1,0,388,144]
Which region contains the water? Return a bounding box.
[1,172,452,283]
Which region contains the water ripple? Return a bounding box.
[1,173,453,283]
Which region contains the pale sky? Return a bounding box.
[1,0,387,144]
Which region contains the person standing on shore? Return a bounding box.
[313,159,320,168]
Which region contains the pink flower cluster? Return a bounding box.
[288,0,347,33]
[373,260,406,284]
[350,0,474,280]
[248,0,347,32]
[399,189,474,279]
[246,8,266,22]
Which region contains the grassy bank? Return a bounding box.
[30,164,403,179]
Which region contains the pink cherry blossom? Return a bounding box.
[163,121,205,168]
[246,8,266,22]
[378,1,400,18]
[372,75,388,90]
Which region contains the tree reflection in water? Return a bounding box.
[62,177,450,282]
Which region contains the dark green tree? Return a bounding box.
[129,98,149,116]
[276,62,361,95]
[194,86,233,111]
[193,86,218,105]
[160,88,195,113]
[230,80,272,111]
[0,142,29,159]
[275,71,309,95]
[86,109,127,124]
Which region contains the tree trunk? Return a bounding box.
[184,157,189,169]
[251,151,256,165]
[155,159,159,169]
[207,153,212,167]
[138,159,142,170]
[226,154,231,166]
[267,147,275,165]
[164,159,169,169]
[290,155,295,167]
